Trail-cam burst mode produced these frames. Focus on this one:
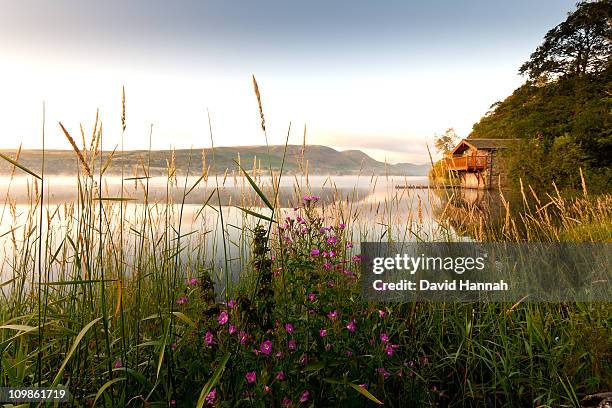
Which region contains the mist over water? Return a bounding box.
[1,174,478,294]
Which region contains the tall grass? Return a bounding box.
[0,86,610,407]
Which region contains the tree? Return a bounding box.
[519,0,612,81]
[434,128,460,155]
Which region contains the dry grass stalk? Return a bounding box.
[252,75,265,132]
[59,122,92,177]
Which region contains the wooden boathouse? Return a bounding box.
[443,138,519,189]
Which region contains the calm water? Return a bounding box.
[1,175,496,289]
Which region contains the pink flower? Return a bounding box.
[326,236,337,245]
[346,241,353,248]
[176,296,188,305]
[346,350,353,357]
[187,277,198,286]
[282,397,293,407]
[329,250,336,257]
[380,333,389,343]
[171,342,177,350]
[245,371,257,384]
[239,331,248,344]
[218,311,229,325]
[205,388,216,406]
[284,323,294,334]
[327,280,334,288]
[310,249,320,256]
[113,359,122,369]
[205,331,214,346]
[264,385,271,393]
[308,293,316,302]
[276,371,285,381]
[352,255,361,262]
[377,367,390,379]
[228,299,236,308]
[346,319,356,333]
[319,328,327,337]
[385,344,395,356]
[229,324,237,334]
[339,223,346,230]
[378,309,386,318]
[288,339,297,350]
[323,262,332,269]
[327,310,338,319]
[299,390,310,403]
[260,340,272,355]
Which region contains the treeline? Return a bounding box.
[470,0,611,193]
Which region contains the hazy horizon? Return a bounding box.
[1,0,575,164]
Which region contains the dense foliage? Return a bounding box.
[469,1,611,192]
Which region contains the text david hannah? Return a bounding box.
[372,279,509,291]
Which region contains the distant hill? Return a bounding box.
[0,145,430,177]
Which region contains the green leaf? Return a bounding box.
[237,206,276,223]
[233,159,274,210]
[52,317,101,387]
[195,353,231,408]
[93,377,126,406]
[0,152,41,180]
[347,382,384,405]
[172,311,196,328]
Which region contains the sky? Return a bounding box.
[0,0,575,164]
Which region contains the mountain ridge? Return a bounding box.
[0,145,430,176]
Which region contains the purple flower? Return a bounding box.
[187,278,198,286]
[245,371,257,384]
[352,255,361,262]
[346,319,356,333]
[328,250,336,257]
[385,344,395,356]
[310,249,320,256]
[176,296,188,305]
[359,383,368,389]
[171,342,177,351]
[378,309,386,318]
[377,367,390,379]
[288,339,297,350]
[284,323,294,334]
[380,333,389,343]
[205,388,216,406]
[228,299,236,308]
[239,331,248,344]
[326,236,337,245]
[323,262,332,270]
[113,359,122,369]
[327,280,334,288]
[218,311,229,325]
[308,293,316,302]
[276,371,285,381]
[346,241,353,248]
[327,310,338,319]
[205,331,214,346]
[229,324,237,334]
[260,340,272,355]
[319,328,327,337]
[282,397,293,407]
[339,223,346,230]
[299,390,310,403]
